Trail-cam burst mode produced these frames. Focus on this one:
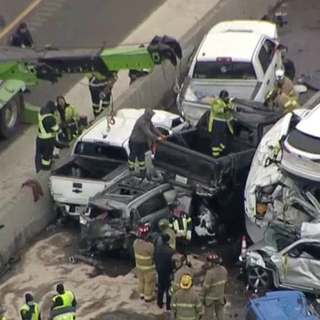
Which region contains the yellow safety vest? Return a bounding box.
[52,291,75,308]
[20,303,40,320]
[2,316,6,320]
[37,113,59,139]
[208,98,233,134]
[51,306,75,320]
[170,215,192,237]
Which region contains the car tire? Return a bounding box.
[247,266,273,290]
[0,94,24,139]
[283,59,296,81]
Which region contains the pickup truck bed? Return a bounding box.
[50,157,128,211]
[154,126,255,192]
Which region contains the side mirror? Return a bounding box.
[278,44,288,53]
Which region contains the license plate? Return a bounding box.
[75,206,86,214]
[175,175,188,184]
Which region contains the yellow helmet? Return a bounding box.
[180,274,192,290]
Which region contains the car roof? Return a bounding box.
[90,176,169,205]
[249,291,314,320]
[196,32,262,63]
[78,108,178,145]
[295,103,320,138]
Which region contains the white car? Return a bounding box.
[177,20,288,125]
[244,108,314,243]
[50,108,187,219]
[281,104,320,183]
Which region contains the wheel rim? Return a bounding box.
[248,267,269,289]
[4,101,18,129]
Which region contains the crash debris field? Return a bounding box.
[0,231,245,320]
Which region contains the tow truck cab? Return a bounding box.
[245,291,319,320]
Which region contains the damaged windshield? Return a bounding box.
[264,224,298,251]
[193,61,257,80]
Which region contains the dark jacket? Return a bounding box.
[154,242,174,275]
[39,101,58,135]
[130,109,161,144]
[9,29,33,47]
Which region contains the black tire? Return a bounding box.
[247,266,273,291]
[0,94,24,139]
[283,59,296,81]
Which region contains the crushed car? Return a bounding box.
[176,19,292,125]
[244,219,320,293]
[79,174,221,255]
[245,290,319,320]
[244,106,320,243]
[154,102,283,237]
[49,108,187,220]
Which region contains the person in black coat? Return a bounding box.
[8,22,34,48]
[154,233,175,310]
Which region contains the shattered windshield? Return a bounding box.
[264,224,298,251]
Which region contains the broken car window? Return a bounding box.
[137,193,168,218]
[289,242,320,260]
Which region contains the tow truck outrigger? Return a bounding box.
[0,35,182,138]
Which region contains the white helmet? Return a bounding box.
[275,69,285,82]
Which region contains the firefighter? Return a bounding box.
[154,233,175,310]
[208,90,234,158]
[128,109,165,177]
[49,297,75,320]
[88,73,115,118]
[158,219,176,250]
[169,200,192,256]
[276,92,301,113]
[133,224,155,302]
[8,22,34,48]
[170,253,194,296]
[20,293,41,320]
[34,101,68,173]
[55,96,80,141]
[275,69,297,99]
[0,306,6,320]
[51,283,77,310]
[202,253,228,320]
[171,274,203,320]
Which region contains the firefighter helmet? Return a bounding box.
[137,224,150,236]
[180,274,193,289]
[206,253,222,264]
[275,69,285,82]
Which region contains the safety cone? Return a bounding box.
[239,235,247,261]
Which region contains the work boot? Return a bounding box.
[139,169,146,179]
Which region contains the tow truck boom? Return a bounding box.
[0,35,182,85]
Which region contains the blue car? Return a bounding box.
[244,291,319,320]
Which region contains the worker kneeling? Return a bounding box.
[55,96,82,142]
[133,224,155,302]
[171,274,203,320]
[208,90,234,158]
[49,297,75,320]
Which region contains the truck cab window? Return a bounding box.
[258,40,275,73]
[137,193,167,218]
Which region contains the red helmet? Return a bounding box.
[206,253,221,263]
[138,224,150,235]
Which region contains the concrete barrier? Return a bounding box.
[0,0,279,266]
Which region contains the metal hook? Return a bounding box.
[110,110,115,125]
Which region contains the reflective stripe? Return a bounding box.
[172,303,199,308]
[135,254,154,270]
[41,158,51,166]
[38,114,58,139]
[203,280,227,288]
[136,264,154,271]
[128,160,135,169]
[138,161,145,169]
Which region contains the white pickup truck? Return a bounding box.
[177,20,290,125]
[49,108,187,219]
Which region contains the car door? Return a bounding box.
[279,240,320,290]
[136,192,171,232]
[256,38,279,98]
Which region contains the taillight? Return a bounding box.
[216,57,232,62]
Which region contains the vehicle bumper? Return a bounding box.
[55,202,87,220]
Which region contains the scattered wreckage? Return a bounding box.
[49,108,187,219]
[244,219,320,294]
[176,19,293,125]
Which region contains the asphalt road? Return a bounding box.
[0,0,166,107]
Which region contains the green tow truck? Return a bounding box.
[0,35,182,138]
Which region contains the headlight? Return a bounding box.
[79,216,87,225]
[246,251,266,268]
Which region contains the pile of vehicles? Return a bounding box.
[41,17,320,311]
